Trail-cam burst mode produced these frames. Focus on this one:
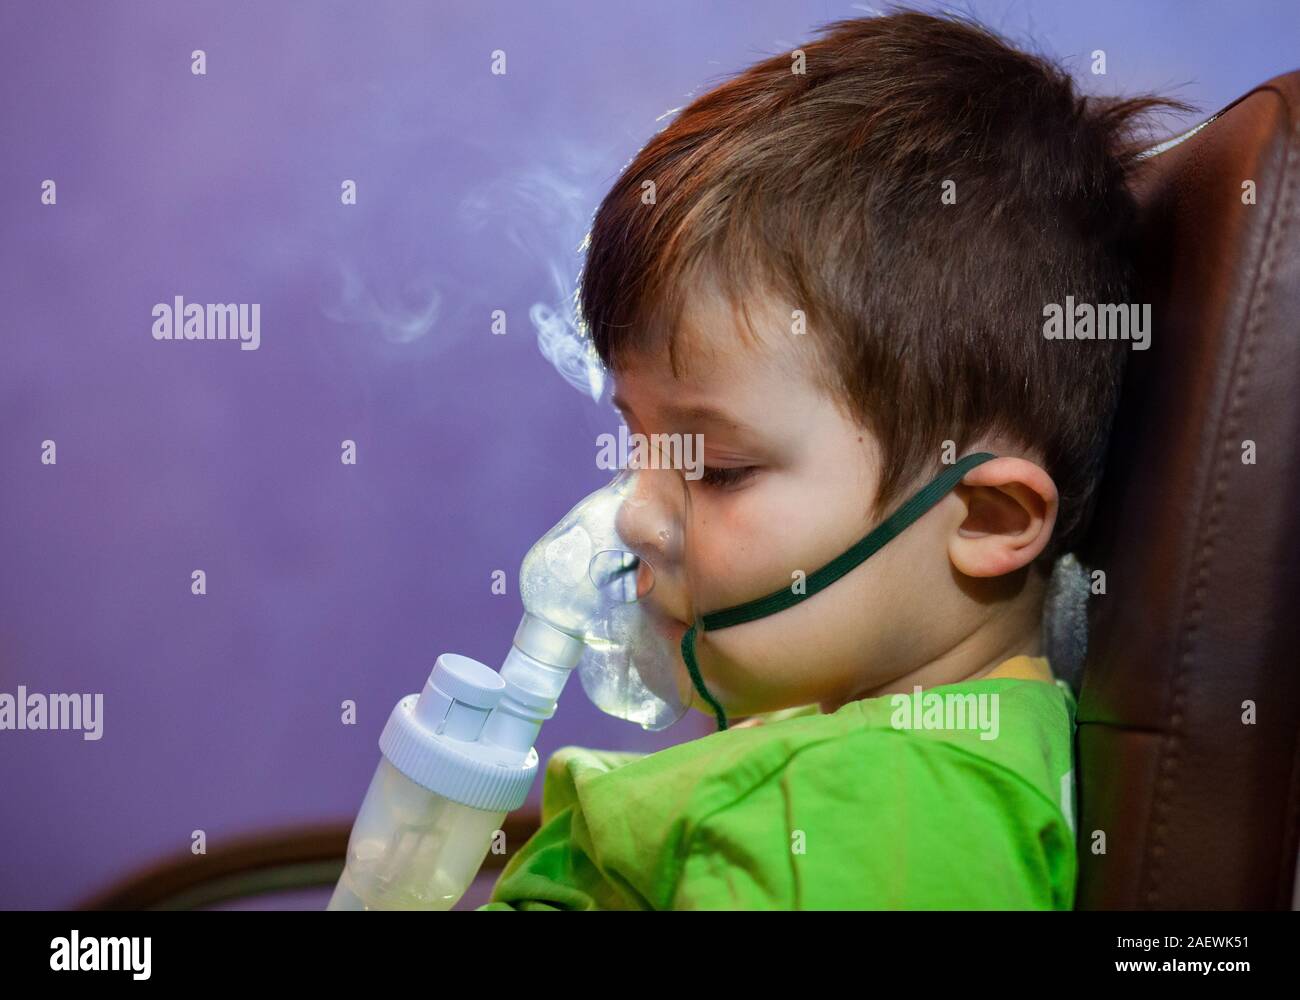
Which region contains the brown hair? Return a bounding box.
[576,9,1187,563]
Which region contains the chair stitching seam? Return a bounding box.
[1145,83,1296,908]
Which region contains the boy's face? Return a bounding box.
[610,282,962,718]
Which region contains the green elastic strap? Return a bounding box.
[680,452,997,733]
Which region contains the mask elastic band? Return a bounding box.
[680,451,998,732]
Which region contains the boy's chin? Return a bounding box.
[649,610,688,640]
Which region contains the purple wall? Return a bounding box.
[1,0,1296,909]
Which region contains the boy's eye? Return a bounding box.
[698,465,756,489]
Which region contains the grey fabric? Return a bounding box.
[1041,553,1090,696]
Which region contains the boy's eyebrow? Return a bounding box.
[611,393,749,430]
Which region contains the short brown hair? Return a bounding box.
[576,9,1184,562]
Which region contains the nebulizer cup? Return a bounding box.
[328,463,693,910]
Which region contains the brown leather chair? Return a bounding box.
[1077,70,1300,909]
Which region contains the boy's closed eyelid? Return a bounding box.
[697,465,758,488]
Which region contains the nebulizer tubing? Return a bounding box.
[327,468,681,911]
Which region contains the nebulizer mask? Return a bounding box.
[523,462,697,730]
[327,439,995,910]
[327,459,695,910]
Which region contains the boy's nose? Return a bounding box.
[613,468,686,586]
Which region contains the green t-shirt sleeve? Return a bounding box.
[473,812,598,910]
[667,728,1076,910]
[474,747,653,911]
[474,807,642,911]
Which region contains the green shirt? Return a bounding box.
[477,666,1077,910]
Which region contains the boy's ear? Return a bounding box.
[946,457,1058,578]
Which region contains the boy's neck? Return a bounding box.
[820,566,1049,713]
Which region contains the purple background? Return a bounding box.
[1,0,1296,909]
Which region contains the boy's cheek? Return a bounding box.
[686,531,803,614]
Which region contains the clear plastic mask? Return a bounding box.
[519,463,696,730]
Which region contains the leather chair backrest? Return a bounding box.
[1077,70,1300,909]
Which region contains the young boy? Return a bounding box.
[477,10,1167,910]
